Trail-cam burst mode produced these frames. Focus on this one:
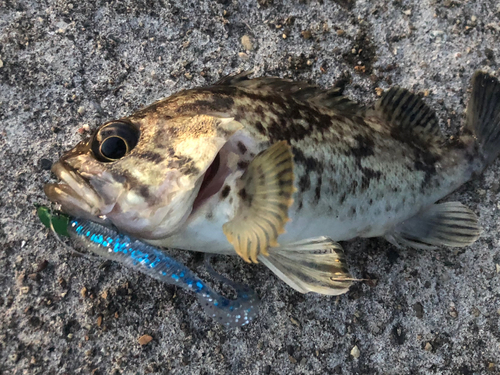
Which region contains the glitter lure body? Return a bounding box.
[38,207,258,327]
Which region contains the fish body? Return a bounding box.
[45,71,500,295]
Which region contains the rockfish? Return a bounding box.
[45,71,500,295]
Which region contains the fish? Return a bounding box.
[45,71,500,296]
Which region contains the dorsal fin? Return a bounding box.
[373,87,444,144]
[214,72,364,115]
[307,88,364,114]
[214,71,254,86]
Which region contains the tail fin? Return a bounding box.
[465,72,500,166]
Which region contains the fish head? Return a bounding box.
[45,112,243,239]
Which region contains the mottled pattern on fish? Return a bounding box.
[126,74,480,241]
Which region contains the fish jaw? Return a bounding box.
[44,149,203,239]
[44,158,118,223]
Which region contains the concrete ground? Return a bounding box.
[1,0,499,374]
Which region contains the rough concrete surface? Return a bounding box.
[1,0,500,374]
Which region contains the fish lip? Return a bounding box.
[44,161,106,219]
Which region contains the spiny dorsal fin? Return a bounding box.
[374,87,444,144]
[214,72,364,114]
[308,88,364,114]
[214,71,254,86]
[223,141,295,264]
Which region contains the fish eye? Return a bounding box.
[91,121,140,162]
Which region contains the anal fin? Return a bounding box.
[223,141,295,263]
[385,202,481,250]
[257,237,354,295]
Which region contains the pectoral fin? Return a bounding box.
[223,141,295,263]
[257,237,354,295]
[385,202,481,250]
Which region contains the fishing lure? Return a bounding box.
[37,206,259,328]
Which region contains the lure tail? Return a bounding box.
[37,206,259,328]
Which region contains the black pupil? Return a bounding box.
[101,137,127,159]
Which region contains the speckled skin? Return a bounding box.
[47,73,482,255]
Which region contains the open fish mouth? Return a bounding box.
[44,161,112,223]
[191,141,242,214]
[192,152,224,210]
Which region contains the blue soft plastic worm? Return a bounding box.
[67,218,259,327]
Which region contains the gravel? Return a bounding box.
[1,0,499,374]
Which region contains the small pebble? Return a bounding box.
[413,302,424,318]
[138,334,153,346]
[449,306,458,318]
[424,342,432,351]
[403,9,412,16]
[80,287,87,298]
[496,264,500,273]
[290,317,301,328]
[77,106,85,116]
[58,277,67,288]
[39,158,52,171]
[375,87,383,96]
[354,65,366,73]
[350,345,360,358]
[241,35,253,51]
[336,29,345,36]
[301,30,312,39]
[238,52,249,60]
[100,290,108,300]
[97,315,102,327]
[36,260,48,272]
[78,124,90,134]
[0,59,3,68]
